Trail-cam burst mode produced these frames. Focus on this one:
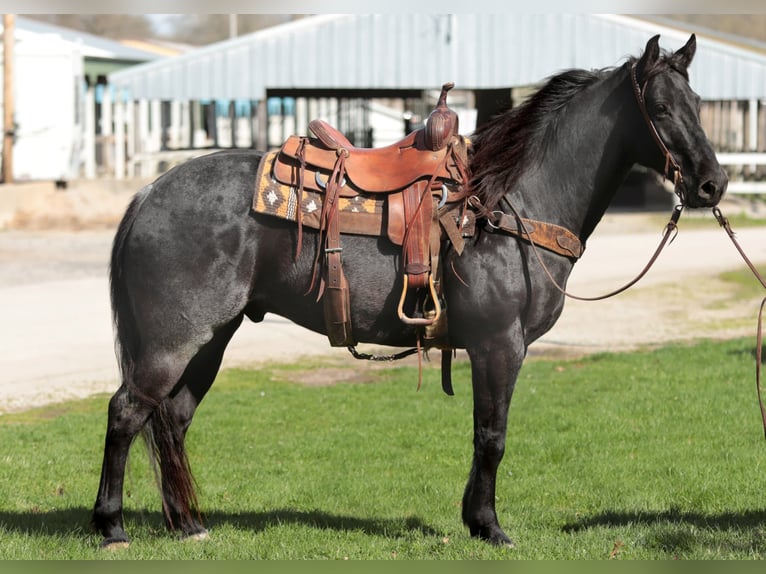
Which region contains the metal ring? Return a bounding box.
[486,210,505,230]
[315,171,346,190]
[437,184,449,209]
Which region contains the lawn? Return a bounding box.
[0,337,765,559]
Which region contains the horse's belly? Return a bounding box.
[251,228,420,347]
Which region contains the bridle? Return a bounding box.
[477,62,688,302]
[630,61,686,203]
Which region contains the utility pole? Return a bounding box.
[2,14,14,183]
[229,14,238,39]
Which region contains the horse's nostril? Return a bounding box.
[700,180,718,199]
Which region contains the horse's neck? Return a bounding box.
[515,68,635,242]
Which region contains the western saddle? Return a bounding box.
[262,83,472,355]
[254,82,587,392]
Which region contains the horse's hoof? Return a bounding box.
[488,535,515,548]
[183,529,210,542]
[100,539,130,551]
[471,525,515,548]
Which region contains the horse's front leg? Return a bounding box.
[463,331,525,547]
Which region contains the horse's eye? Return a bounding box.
[654,103,669,117]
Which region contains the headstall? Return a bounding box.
[630,61,686,204]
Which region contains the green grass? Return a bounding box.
[719,267,766,301]
[1,338,766,559]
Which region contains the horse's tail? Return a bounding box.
[110,184,150,386]
[143,401,201,531]
[109,184,201,531]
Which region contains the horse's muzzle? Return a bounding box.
[686,166,728,208]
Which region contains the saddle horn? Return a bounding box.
[425,82,459,151]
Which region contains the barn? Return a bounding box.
[106,14,766,201]
[3,14,764,197]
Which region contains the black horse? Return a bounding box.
[93,35,727,548]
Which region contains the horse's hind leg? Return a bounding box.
[153,315,244,539]
[93,316,243,547]
[93,351,192,548]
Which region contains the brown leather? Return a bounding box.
[386,191,406,245]
[401,182,433,289]
[491,213,584,259]
[253,150,468,242]
[262,84,472,356]
[425,82,459,151]
[276,130,468,193]
[309,119,353,150]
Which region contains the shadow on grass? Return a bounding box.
[563,508,766,554]
[0,506,442,541]
[562,508,766,532]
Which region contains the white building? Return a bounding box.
[0,16,164,182]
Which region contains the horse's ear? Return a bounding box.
[673,34,697,70]
[636,35,661,81]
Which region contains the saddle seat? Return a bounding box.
[302,119,465,193]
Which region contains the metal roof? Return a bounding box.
[109,14,766,102]
[13,16,163,62]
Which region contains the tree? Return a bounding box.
[24,14,156,39]
[158,14,303,45]
[24,14,305,45]
[662,14,766,43]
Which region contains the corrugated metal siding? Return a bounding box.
[109,14,766,102]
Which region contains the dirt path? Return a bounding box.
[1,179,765,414]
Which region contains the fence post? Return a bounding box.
[83,84,96,179]
[114,95,125,179]
[101,83,113,176]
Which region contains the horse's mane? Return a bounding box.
[469,67,610,210]
[469,48,688,210]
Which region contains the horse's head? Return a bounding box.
[632,34,728,208]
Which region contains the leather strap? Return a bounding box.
[713,207,766,439]
[509,201,683,302]
[630,62,685,201]
[306,146,355,345]
[401,182,432,289]
[489,212,584,259]
[471,194,683,302]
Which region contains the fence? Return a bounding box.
[717,153,766,194]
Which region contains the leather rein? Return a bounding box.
[713,208,766,438]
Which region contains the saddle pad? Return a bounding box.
[253,151,386,237]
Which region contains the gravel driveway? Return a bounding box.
[1,180,765,414]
